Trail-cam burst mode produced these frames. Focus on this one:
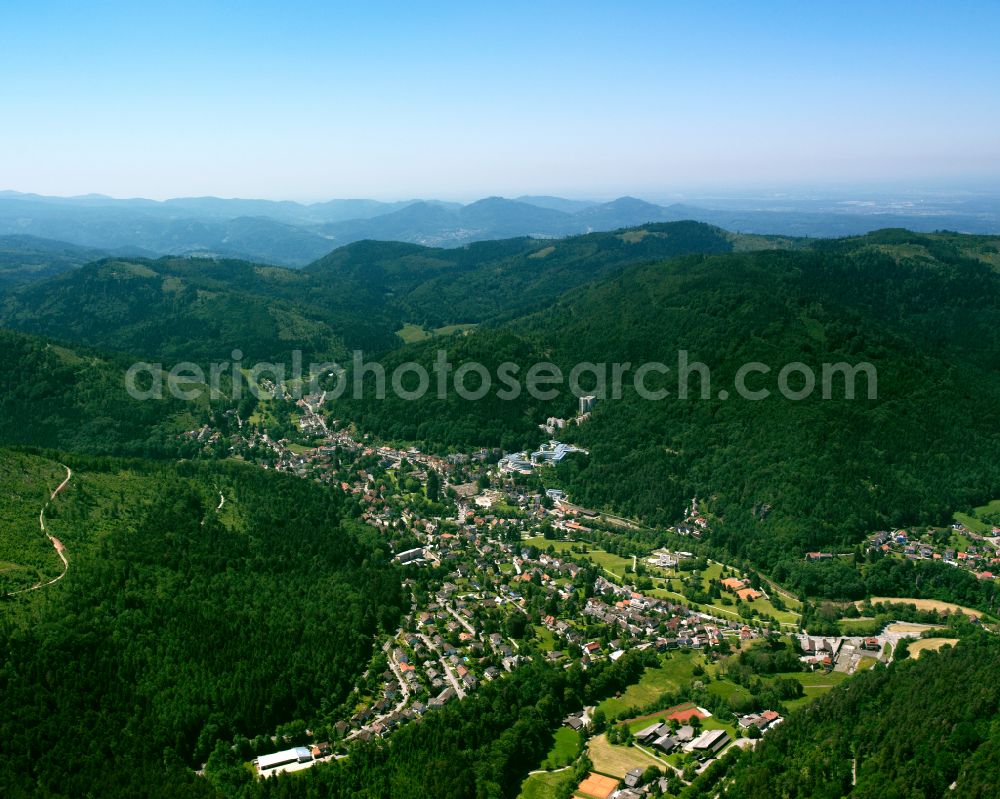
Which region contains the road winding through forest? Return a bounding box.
[8,465,72,595]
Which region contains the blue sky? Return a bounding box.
[2,1,998,200]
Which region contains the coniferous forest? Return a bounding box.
[0,454,404,797]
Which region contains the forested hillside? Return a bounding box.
[0,234,110,288]
[0,452,404,798]
[304,221,736,328]
[545,232,1000,567]
[0,257,354,362]
[0,450,69,593]
[721,636,1000,798]
[0,329,206,456]
[0,222,739,362]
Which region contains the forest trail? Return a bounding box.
[7,465,72,595]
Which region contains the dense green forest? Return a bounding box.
[0,234,108,288]
[0,329,206,456]
[0,452,404,797]
[0,450,67,592]
[303,220,736,328]
[0,222,739,362]
[0,257,354,363]
[721,636,1000,798]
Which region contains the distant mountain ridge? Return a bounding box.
[1,190,996,265]
[0,235,114,288]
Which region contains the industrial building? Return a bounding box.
[256,746,313,772]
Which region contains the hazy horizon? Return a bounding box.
[2,1,998,201]
[3,182,999,207]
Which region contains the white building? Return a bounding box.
[257,746,313,772]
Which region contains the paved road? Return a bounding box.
[344,635,412,741]
[419,632,466,699]
[387,655,411,702]
[447,605,477,636]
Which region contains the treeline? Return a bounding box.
[0,458,404,797]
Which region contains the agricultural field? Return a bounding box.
[703,678,753,705]
[884,622,945,634]
[910,638,960,658]
[865,597,986,617]
[837,617,880,635]
[589,550,636,576]
[396,322,478,343]
[396,323,433,343]
[596,654,699,718]
[587,733,665,778]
